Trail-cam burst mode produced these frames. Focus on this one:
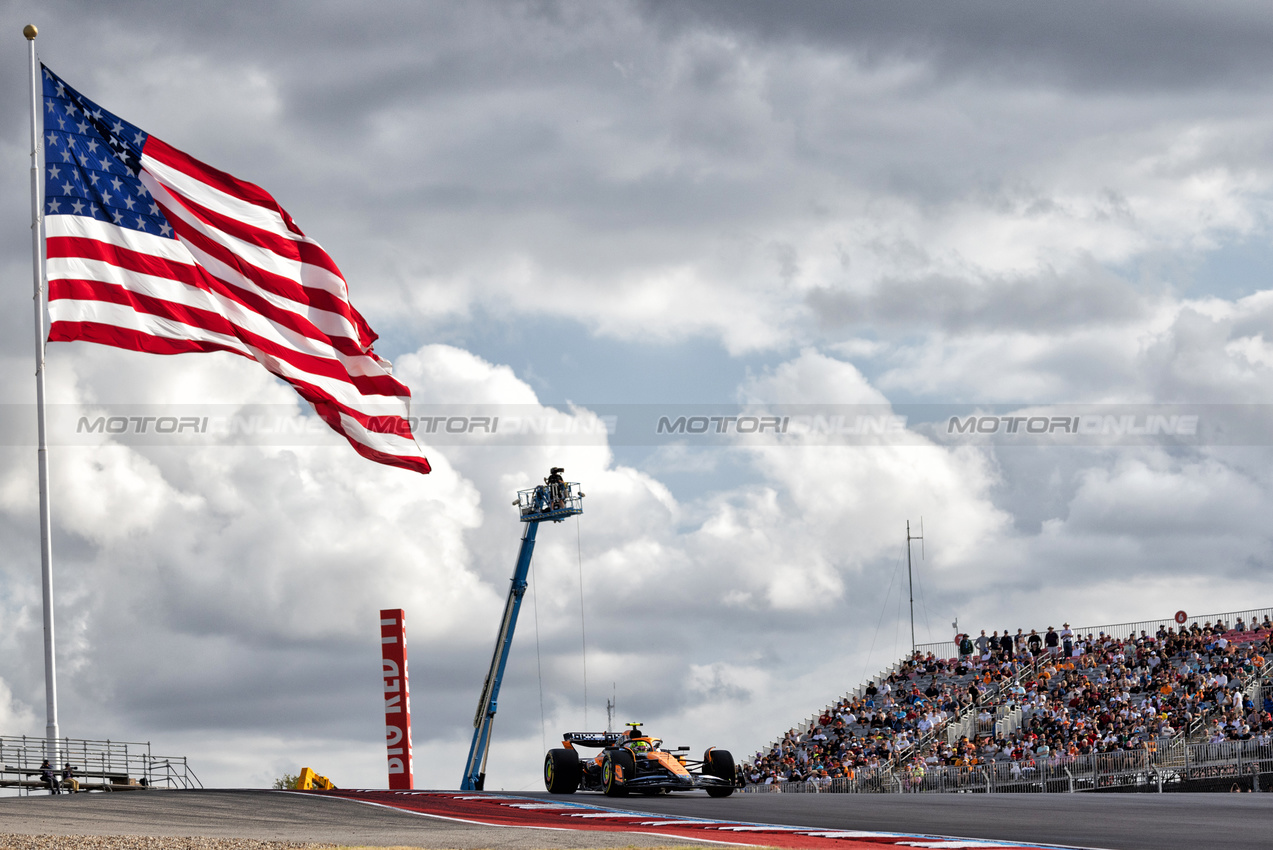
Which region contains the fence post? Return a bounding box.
[1065,767,1074,793]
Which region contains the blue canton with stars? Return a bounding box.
[41,64,174,240]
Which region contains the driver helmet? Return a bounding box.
[628,739,652,753]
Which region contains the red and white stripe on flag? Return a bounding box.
[41,66,430,474]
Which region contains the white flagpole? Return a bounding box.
[25,23,60,765]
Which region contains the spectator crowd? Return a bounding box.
[745,614,1273,786]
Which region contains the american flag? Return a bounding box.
[40,65,431,474]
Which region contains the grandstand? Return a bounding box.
[744,607,1273,793]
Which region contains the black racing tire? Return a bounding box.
[602,749,635,797]
[703,748,735,797]
[544,748,581,794]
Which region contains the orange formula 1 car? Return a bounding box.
[543,722,736,797]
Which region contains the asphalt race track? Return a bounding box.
[522,789,1273,850]
[1,788,1271,849]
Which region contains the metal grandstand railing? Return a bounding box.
[884,652,1044,772]
[762,649,1049,775]
[1181,661,1270,744]
[1249,674,1270,718]
[742,737,1272,794]
[0,736,201,795]
[915,606,1273,662]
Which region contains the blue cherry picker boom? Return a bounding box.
[460,467,585,791]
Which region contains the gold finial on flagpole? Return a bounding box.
[23,24,38,39]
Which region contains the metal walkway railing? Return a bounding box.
[915,606,1273,662]
[0,735,201,795]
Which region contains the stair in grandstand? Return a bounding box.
[1180,641,1270,745]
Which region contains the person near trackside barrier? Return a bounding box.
[40,759,60,795]
[61,763,78,793]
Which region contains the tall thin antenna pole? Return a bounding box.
[575,516,588,728]
[906,520,924,656]
[25,23,60,763]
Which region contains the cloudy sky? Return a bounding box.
[2,0,1273,791]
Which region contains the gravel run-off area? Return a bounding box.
[0,839,336,850]
[0,838,702,850]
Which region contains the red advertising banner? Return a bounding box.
[380,608,413,790]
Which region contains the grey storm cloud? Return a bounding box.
[8,0,1271,344]
[642,0,1273,93]
[807,263,1152,334]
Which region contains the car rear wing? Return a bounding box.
[562,731,625,748]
